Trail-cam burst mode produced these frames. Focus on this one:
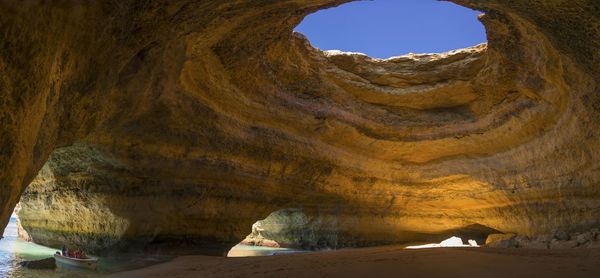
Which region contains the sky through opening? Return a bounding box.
[294,0,486,58]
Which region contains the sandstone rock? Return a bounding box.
[553,230,571,241]
[0,0,599,254]
[522,240,549,249]
[584,241,600,249]
[19,258,56,269]
[516,236,550,249]
[486,232,570,249]
[550,239,578,249]
[241,237,281,248]
[485,234,517,248]
[519,234,552,249]
[13,203,32,242]
[513,235,529,247]
[536,234,554,243]
[590,228,600,240]
[240,208,338,250]
[573,232,593,245]
[485,233,516,245]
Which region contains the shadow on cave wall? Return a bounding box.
[17,142,345,256]
[18,142,509,256]
[233,208,501,252]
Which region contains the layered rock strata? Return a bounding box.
[240,208,338,250]
[486,228,600,249]
[1,0,599,254]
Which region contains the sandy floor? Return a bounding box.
[109,245,600,278]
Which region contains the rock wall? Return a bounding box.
[1,0,599,254]
[240,208,339,250]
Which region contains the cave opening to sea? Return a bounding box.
[294,0,487,58]
[227,208,319,257]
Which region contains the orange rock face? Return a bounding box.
[1,0,599,253]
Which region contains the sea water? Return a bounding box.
[2,217,306,276]
[0,216,61,277]
[0,216,171,277]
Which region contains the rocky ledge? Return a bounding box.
[487,229,600,249]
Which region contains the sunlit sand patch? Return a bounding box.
[406,236,479,249]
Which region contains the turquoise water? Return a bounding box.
[0,216,66,277]
[0,217,172,277]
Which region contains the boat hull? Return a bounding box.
[54,254,98,270]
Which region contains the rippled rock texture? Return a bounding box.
[1,0,599,253]
[240,208,338,250]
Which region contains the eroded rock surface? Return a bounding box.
[485,228,600,249]
[240,208,338,250]
[1,0,600,253]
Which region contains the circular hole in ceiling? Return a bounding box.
[295,0,487,59]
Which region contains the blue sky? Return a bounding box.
[294,0,486,58]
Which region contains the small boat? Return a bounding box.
[54,253,98,270]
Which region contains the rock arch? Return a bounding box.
[1,0,599,254]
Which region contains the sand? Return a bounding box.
[109,245,600,278]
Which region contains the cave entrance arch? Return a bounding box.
[294,0,487,58]
[227,208,338,257]
[227,209,501,257]
[14,143,282,257]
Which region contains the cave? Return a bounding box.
[1,0,600,277]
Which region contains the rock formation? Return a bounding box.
[19,257,57,270]
[1,0,599,254]
[240,208,338,250]
[485,228,600,249]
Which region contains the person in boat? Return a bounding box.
[68,249,86,259]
